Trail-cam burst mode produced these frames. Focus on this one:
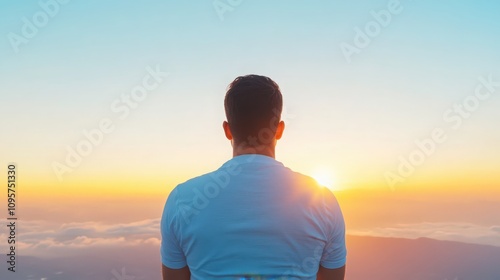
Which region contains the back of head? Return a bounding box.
[224,75,283,146]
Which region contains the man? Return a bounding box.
[161,75,346,279]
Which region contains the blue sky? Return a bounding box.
[1,0,499,189]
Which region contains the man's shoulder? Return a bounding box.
[167,160,337,203]
[176,167,317,186]
[169,156,264,197]
[172,171,216,194]
[285,169,340,207]
[286,169,324,192]
[164,171,217,215]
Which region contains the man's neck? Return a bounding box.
[232,144,276,159]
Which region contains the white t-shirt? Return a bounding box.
[161,154,346,279]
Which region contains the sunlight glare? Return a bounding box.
[312,169,336,190]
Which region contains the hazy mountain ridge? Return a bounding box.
[346,235,500,280]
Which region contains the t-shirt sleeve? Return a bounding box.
[160,189,188,269]
[320,189,347,269]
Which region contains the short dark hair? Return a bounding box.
[224,75,283,146]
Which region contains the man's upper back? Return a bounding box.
[161,154,346,279]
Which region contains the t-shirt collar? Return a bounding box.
[221,154,284,169]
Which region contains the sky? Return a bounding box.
[0,0,499,279]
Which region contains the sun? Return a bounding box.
[312,169,337,190]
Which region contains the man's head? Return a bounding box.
[223,75,285,154]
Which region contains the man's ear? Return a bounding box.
[275,121,285,140]
[223,121,233,140]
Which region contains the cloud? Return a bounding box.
[491,226,500,233]
[5,218,499,261]
[0,218,161,258]
[349,222,500,247]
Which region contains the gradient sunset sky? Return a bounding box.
[1,0,500,265]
